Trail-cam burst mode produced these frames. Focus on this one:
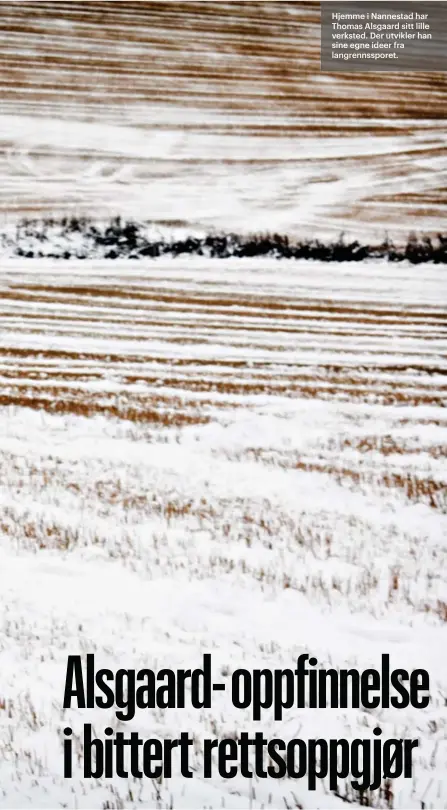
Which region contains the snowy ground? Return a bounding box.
[0,2,446,241]
[0,2,445,807]
[0,258,446,809]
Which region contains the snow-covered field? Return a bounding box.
[0,2,446,240]
[0,1,446,807]
[0,258,446,809]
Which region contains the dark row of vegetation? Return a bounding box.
[5,217,447,263]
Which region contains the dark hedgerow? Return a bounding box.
[4,217,447,263]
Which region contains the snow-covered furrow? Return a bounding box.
[1,322,446,356]
[2,258,446,303]
[1,311,447,339]
[0,262,446,424]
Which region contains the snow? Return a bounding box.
[0,258,445,808]
[0,0,446,803]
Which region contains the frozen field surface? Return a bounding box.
[0,2,445,241]
[0,258,446,808]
